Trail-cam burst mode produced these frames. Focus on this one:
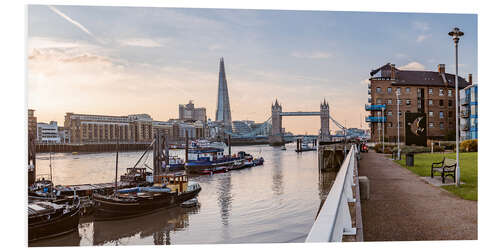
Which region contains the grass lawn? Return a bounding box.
[394,152,477,201]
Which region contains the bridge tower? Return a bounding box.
[319,99,331,142]
[270,99,284,146]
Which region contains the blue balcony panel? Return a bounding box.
[365,104,386,111]
[365,116,387,123]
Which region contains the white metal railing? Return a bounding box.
[306,145,357,242]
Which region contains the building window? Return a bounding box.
[387,87,392,94]
[406,99,411,105]
[429,111,433,117]
[429,88,433,95]
[429,122,434,128]
[440,122,444,129]
[405,87,410,93]
[439,88,444,96]
[396,87,401,94]
[388,122,393,127]
[376,87,381,93]
[439,100,444,106]
[448,100,452,107]
[439,111,444,119]
[448,89,452,97]
[376,98,382,104]
[388,111,393,116]
[387,99,392,104]
[429,99,433,105]
[399,111,402,116]
[397,99,402,105]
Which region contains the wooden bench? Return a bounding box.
[431,158,457,183]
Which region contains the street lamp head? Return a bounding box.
[448,27,464,43]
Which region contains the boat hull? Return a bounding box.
[28,203,81,243]
[93,188,201,221]
[185,160,234,174]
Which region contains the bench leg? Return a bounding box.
[441,172,445,184]
[431,168,434,178]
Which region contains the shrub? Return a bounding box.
[432,145,444,152]
[460,139,478,152]
[400,145,430,154]
[373,143,394,153]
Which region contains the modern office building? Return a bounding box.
[37,121,61,143]
[178,100,207,122]
[215,57,232,131]
[366,63,472,142]
[28,109,37,139]
[460,84,478,141]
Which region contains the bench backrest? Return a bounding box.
[443,158,457,167]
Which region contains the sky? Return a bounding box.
[27,5,477,134]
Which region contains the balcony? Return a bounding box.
[365,116,387,123]
[368,98,372,103]
[460,109,469,118]
[460,97,470,106]
[460,123,470,131]
[365,104,386,111]
[368,89,371,95]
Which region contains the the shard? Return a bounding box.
[215,57,232,130]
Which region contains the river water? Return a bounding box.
[30,144,336,246]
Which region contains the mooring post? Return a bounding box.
[228,135,232,156]
[185,130,189,163]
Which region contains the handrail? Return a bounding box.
[306,145,358,242]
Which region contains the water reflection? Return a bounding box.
[271,147,284,196]
[31,145,337,246]
[92,206,199,245]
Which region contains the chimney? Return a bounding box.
[390,64,396,79]
[438,64,445,74]
[468,73,473,84]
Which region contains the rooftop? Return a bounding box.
[370,63,471,89]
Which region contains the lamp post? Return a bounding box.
[448,27,464,187]
[396,89,401,160]
[382,106,385,153]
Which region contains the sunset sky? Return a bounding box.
[27,5,477,134]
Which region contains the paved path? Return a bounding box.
[359,151,477,241]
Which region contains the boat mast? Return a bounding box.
[114,137,119,197]
[49,146,52,182]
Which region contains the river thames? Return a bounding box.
[30,144,336,246]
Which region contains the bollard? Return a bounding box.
[358,176,370,200]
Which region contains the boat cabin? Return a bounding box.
[153,173,189,193]
[188,148,224,161]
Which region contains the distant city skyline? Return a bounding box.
[27,5,477,134]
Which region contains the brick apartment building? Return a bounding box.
[366,63,472,143]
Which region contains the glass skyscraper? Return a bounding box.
[215,57,232,131]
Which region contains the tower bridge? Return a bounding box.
[224,99,346,146]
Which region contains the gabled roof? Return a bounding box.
[370,63,470,89]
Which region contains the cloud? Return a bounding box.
[360,79,370,85]
[28,36,100,53]
[413,21,430,32]
[118,38,164,47]
[416,34,431,43]
[395,53,407,59]
[291,51,332,59]
[399,61,425,71]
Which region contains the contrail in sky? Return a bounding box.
[47,5,98,40]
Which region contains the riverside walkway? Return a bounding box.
[359,151,477,241]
